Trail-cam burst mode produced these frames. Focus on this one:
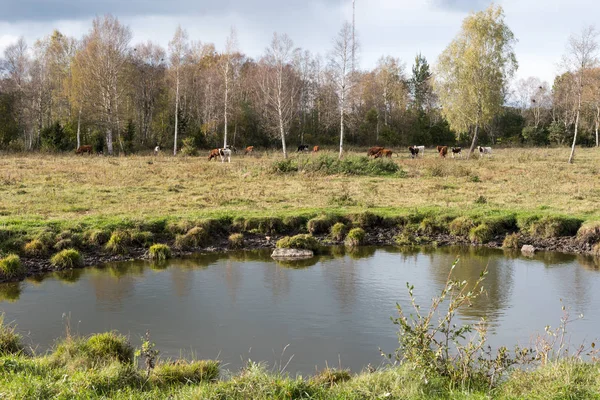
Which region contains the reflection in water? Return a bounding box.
[1,247,600,375]
[0,282,21,302]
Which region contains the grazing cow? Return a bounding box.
[219,148,232,163]
[297,144,309,152]
[408,146,420,158]
[208,149,221,161]
[154,146,160,156]
[76,145,93,155]
[415,145,425,157]
[313,146,319,153]
[437,146,448,158]
[479,146,492,157]
[374,149,393,159]
[367,146,385,157]
[244,146,254,155]
[451,147,462,158]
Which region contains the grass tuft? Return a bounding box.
[148,244,171,261]
[308,215,339,235]
[151,360,220,385]
[50,249,83,270]
[276,234,320,251]
[469,224,493,244]
[310,368,352,387]
[449,216,476,237]
[0,315,24,355]
[330,222,348,241]
[228,233,245,249]
[174,227,210,250]
[52,332,134,367]
[105,230,132,254]
[503,233,521,249]
[345,228,366,247]
[0,254,24,279]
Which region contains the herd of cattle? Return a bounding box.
[74,144,493,162]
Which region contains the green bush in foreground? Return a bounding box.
[52,332,134,367]
[148,244,171,261]
[151,360,220,385]
[50,249,83,270]
[345,228,366,247]
[0,254,24,279]
[276,234,320,251]
[228,233,245,249]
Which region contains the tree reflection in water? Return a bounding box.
[0,282,21,302]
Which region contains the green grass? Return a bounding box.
[0,254,24,279]
[345,227,366,247]
[148,244,171,261]
[50,249,83,270]
[276,234,320,251]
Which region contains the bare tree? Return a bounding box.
[169,26,189,155]
[258,33,300,159]
[221,28,238,148]
[329,22,354,159]
[563,26,598,163]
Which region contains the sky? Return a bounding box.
[0,0,597,84]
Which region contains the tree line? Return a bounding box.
[0,5,598,161]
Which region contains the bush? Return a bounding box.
[345,228,366,247]
[0,316,23,355]
[330,223,348,241]
[276,234,320,251]
[228,233,245,249]
[310,368,352,387]
[50,249,83,270]
[449,216,476,237]
[174,227,210,250]
[53,332,134,366]
[308,215,338,235]
[503,233,521,249]
[272,159,299,173]
[469,224,493,244]
[149,244,171,261]
[0,254,24,279]
[151,360,220,385]
[272,154,401,176]
[105,230,132,254]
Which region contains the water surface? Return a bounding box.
[1,247,599,374]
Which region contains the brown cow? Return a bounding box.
[208,149,221,161]
[437,146,448,158]
[244,146,254,155]
[313,146,320,153]
[373,148,393,159]
[76,145,93,155]
[367,146,385,157]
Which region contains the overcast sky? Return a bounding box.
[0,0,597,84]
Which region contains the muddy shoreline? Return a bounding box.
[4,226,596,285]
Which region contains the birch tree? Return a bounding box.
[169,26,188,155]
[434,5,517,158]
[221,28,238,148]
[563,26,598,162]
[329,22,354,159]
[258,33,299,159]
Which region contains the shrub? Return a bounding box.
[228,233,245,249]
[449,216,476,237]
[307,215,338,235]
[469,224,493,244]
[345,228,366,247]
[310,368,351,387]
[105,230,132,254]
[0,254,24,279]
[151,360,220,385]
[0,316,23,355]
[330,223,348,241]
[348,211,381,229]
[50,249,83,270]
[86,229,111,246]
[23,239,48,257]
[276,234,320,251]
[174,227,209,250]
[272,159,299,173]
[272,154,400,176]
[149,244,171,261]
[503,233,521,249]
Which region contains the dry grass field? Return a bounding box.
[1,147,599,231]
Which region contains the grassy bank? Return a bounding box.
[1,148,600,279]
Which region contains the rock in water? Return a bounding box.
[271,248,314,260]
[521,245,536,256]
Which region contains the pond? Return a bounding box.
[1,246,599,374]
